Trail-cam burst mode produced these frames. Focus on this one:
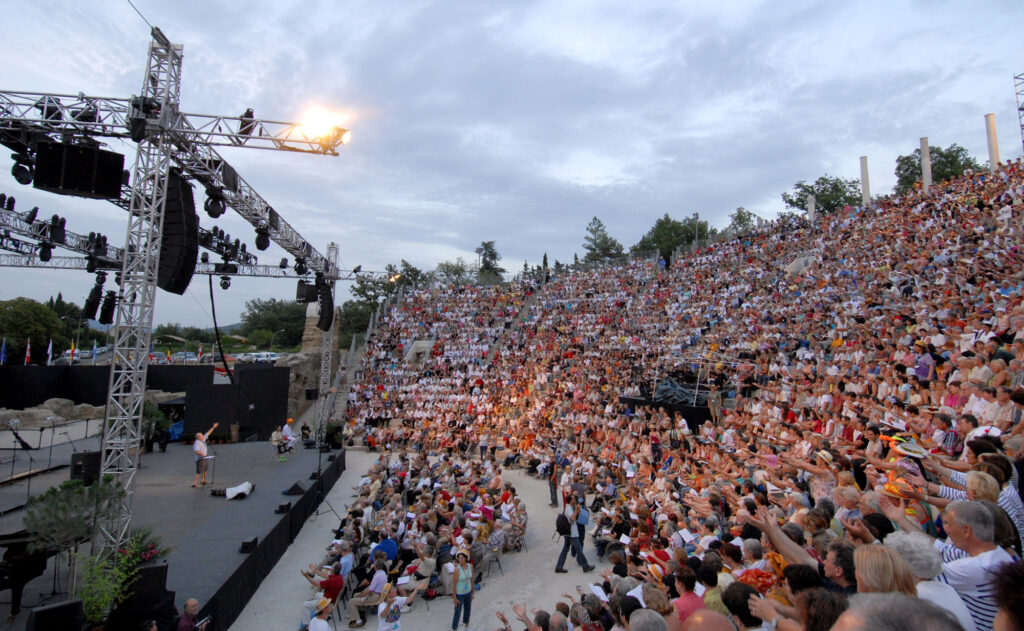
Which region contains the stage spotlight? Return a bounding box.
[279,258,288,269]
[86,257,97,273]
[38,242,52,262]
[238,108,256,137]
[98,290,116,325]
[219,275,231,290]
[11,161,32,186]
[294,258,308,275]
[254,226,270,251]
[200,251,209,264]
[49,215,66,243]
[23,206,38,224]
[3,195,13,211]
[204,191,226,218]
[352,265,361,274]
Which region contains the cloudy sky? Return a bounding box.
[1,0,1022,327]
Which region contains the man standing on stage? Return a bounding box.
[191,422,219,488]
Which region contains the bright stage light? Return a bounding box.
[298,107,348,138]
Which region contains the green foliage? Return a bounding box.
[893,143,982,194]
[727,207,757,235]
[475,241,505,283]
[141,401,168,440]
[23,478,123,553]
[630,213,707,261]
[46,294,105,351]
[239,298,304,346]
[781,174,861,215]
[247,328,274,348]
[582,216,625,262]
[0,298,67,363]
[77,553,126,623]
[435,257,476,286]
[338,300,374,349]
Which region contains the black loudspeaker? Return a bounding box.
[309,471,320,480]
[276,502,291,514]
[33,141,124,199]
[240,537,258,553]
[157,170,199,295]
[70,451,102,486]
[305,388,318,400]
[129,560,168,603]
[26,598,83,631]
[283,481,306,496]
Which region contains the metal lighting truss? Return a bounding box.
[0,26,349,553]
[315,243,339,438]
[0,253,384,281]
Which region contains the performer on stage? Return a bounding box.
[191,422,219,488]
[281,418,298,452]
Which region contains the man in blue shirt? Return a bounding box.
[373,529,398,562]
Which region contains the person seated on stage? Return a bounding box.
[271,426,286,454]
[301,421,312,441]
[281,418,299,452]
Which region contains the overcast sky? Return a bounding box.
[1,0,1022,327]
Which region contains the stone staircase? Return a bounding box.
[484,289,542,365]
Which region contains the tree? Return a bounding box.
[239,298,305,346]
[781,174,861,215]
[631,213,706,261]
[727,207,756,235]
[46,294,104,351]
[475,241,505,283]
[397,259,430,290]
[0,298,66,363]
[434,257,475,286]
[582,216,625,262]
[542,253,549,269]
[337,299,374,349]
[893,143,982,194]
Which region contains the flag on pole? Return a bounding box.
[165,348,171,362]
[198,343,203,362]
[149,342,154,362]
[0,338,6,365]
[69,340,75,362]
[24,338,30,365]
[92,340,97,361]
[46,339,53,366]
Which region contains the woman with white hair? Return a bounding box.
[882,531,977,631]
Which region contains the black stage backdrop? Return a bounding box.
[0,365,213,409]
[183,367,288,441]
[198,449,346,631]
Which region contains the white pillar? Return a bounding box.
[985,113,1000,171]
[859,156,871,206]
[920,137,932,192]
[807,194,816,225]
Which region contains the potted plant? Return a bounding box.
[324,421,344,449]
[140,402,169,453]
[76,553,129,628]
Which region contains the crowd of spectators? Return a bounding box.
[329,159,1024,631]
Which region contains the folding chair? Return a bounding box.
[485,545,503,577]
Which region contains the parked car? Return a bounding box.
[253,352,280,363]
[235,353,255,363]
[169,351,198,363]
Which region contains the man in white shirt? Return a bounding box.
[191,422,218,488]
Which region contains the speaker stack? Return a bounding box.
[157,169,199,295]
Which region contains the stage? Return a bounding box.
[0,439,346,631]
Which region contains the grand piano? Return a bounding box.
[0,530,58,619]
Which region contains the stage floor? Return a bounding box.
[0,439,337,630]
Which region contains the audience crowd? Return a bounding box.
[304,160,1024,631]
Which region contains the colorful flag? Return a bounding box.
[46,339,53,366]
[24,338,30,365]
[198,343,203,362]
[149,342,154,362]
[0,338,6,365]
[92,340,97,361]
[165,348,171,361]
[69,340,75,362]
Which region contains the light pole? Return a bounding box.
[270,329,286,350]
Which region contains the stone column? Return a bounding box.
[985,113,1000,171]
[860,156,871,205]
[920,137,932,192]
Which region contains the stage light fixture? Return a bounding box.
[11,161,32,185]
[200,251,209,264]
[219,275,231,290]
[204,190,226,218]
[38,242,52,262]
[238,108,256,137]
[98,290,116,325]
[254,225,270,251]
[352,265,361,274]
[83,278,104,320]
[23,206,38,224]
[294,258,308,275]
[3,195,13,211]
[49,215,66,243]
[86,257,97,273]
[279,258,288,269]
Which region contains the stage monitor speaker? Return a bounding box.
[328,454,337,462]
[157,169,199,295]
[283,481,306,496]
[70,451,102,487]
[309,471,320,480]
[129,560,168,603]
[305,388,318,400]
[240,537,258,553]
[26,598,83,631]
[33,141,124,199]
[276,502,291,514]
[319,444,332,453]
